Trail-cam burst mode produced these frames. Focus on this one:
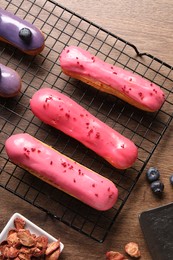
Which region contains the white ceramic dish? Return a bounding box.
[0,212,64,253]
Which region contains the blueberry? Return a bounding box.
[19,28,32,42]
[150,180,164,195]
[170,175,173,185]
[146,167,160,182]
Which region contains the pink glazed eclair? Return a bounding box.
[30,88,138,169]
[59,46,165,112]
[5,133,118,211]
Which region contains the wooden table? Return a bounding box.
[1,1,173,259]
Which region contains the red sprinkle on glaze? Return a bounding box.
[62,162,67,167]
[109,193,114,199]
[121,144,125,148]
[80,114,84,117]
[78,169,84,176]
[23,147,27,151]
[92,184,96,188]
[111,66,114,70]
[24,148,30,157]
[73,179,76,183]
[113,71,117,75]
[65,113,70,118]
[122,85,126,92]
[24,153,30,158]
[66,49,70,53]
[73,117,77,121]
[31,148,36,152]
[91,56,95,62]
[37,150,41,153]
[45,96,53,103]
[69,165,73,170]
[129,78,132,81]
[95,132,100,139]
[88,129,94,136]
[138,92,144,100]
[76,57,78,59]
[108,187,110,192]
[50,161,53,165]
[150,83,153,87]
[95,193,98,197]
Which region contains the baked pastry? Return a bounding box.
[30,88,138,169]
[5,133,118,211]
[0,8,45,55]
[0,63,21,97]
[59,46,165,112]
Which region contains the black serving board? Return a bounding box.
[139,203,173,260]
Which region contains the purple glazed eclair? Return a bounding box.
[0,8,45,55]
[0,63,21,97]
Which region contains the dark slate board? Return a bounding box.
[139,203,173,260]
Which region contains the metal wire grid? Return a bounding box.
[0,0,173,242]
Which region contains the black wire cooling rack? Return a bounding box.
[1,0,173,242]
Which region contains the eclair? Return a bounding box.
[0,63,21,97]
[0,8,45,55]
[5,133,118,211]
[30,88,138,169]
[60,46,165,112]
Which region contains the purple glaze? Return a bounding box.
[0,8,44,53]
[0,63,21,97]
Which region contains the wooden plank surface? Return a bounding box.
[1,1,173,259]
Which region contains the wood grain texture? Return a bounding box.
[1,1,173,259]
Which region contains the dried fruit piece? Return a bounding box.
[45,247,60,259]
[17,229,36,247]
[36,235,48,250]
[106,251,127,260]
[0,217,61,259]
[45,240,60,255]
[30,246,43,257]
[7,229,20,246]
[125,242,141,258]
[14,217,26,230]
[18,252,31,260]
[3,245,19,258]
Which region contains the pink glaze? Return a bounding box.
[30,88,138,169]
[59,46,165,112]
[5,133,118,211]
